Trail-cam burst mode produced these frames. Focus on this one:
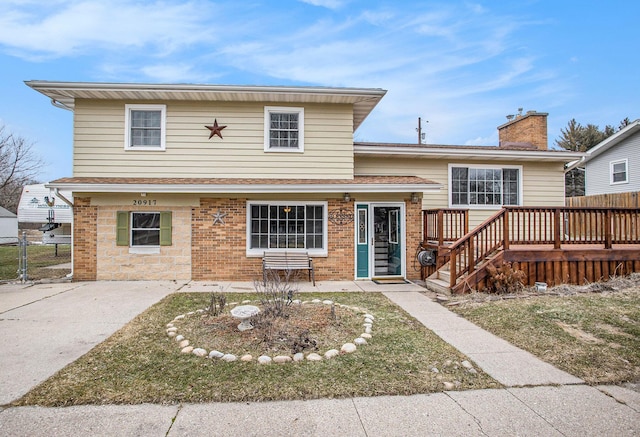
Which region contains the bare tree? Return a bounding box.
[0,125,43,213]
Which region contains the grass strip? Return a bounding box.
[15,292,499,406]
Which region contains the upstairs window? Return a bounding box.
[264,106,304,152]
[125,104,166,150]
[450,165,521,208]
[610,159,628,184]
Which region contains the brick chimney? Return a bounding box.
[498,110,548,150]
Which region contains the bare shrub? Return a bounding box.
[485,262,526,294]
[208,287,227,316]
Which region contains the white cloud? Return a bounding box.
[298,0,345,10]
[0,0,216,60]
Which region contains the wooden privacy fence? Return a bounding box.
[566,191,640,208]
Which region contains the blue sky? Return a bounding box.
[0,0,638,182]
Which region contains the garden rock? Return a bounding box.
[273,355,292,364]
[179,340,190,348]
[192,348,207,357]
[181,346,194,354]
[341,343,357,353]
[306,353,322,361]
[324,349,339,359]
[175,335,185,342]
[222,354,237,362]
[241,354,253,362]
[443,382,455,390]
[461,360,473,369]
[354,337,367,346]
[208,350,224,359]
[360,333,372,339]
[293,352,305,362]
[257,355,272,364]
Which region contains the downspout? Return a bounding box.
[54,188,74,279]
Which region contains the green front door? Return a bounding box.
[356,204,369,278]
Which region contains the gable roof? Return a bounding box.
[25,81,387,131]
[583,119,640,163]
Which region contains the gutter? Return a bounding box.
[53,188,74,279]
[564,156,587,173]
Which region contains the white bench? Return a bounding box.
[262,251,315,285]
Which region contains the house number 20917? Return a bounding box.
[132,199,157,206]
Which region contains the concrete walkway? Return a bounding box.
[1,280,639,436]
[383,291,583,387]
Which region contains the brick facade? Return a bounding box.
[191,197,357,281]
[404,198,422,281]
[73,195,422,282]
[498,111,548,150]
[73,197,97,281]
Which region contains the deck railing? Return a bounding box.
[427,207,640,291]
[422,209,468,246]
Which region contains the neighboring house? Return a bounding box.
[0,206,18,245]
[579,119,640,196]
[26,81,583,282]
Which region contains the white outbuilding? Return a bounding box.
[0,206,18,245]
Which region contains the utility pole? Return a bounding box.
[417,117,428,144]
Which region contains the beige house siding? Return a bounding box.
[73,100,354,179]
[96,204,192,280]
[355,157,566,229]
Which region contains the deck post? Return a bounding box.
[437,210,444,246]
[605,209,612,249]
[449,249,457,289]
[554,208,561,249]
[503,209,510,250]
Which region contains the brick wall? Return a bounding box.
[404,198,422,281]
[96,206,192,280]
[498,111,548,150]
[192,198,260,280]
[73,197,97,281]
[192,197,357,281]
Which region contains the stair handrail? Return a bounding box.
[446,208,506,289]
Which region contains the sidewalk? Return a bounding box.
[1,281,639,436]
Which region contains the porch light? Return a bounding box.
[283,206,292,213]
[343,193,351,202]
[411,192,420,204]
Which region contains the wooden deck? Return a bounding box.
[422,207,640,293]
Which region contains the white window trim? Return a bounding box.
[610,158,629,185]
[448,163,523,209]
[124,104,166,151]
[264,106,304,153]
[246,201,327,257]
[130,211,160,248]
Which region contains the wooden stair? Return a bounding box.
[425,250,504,294]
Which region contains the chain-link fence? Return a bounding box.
[0,231,71,282]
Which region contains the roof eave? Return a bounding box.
[44,182,442,194]
[354,145,586,162]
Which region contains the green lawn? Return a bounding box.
[14,292,499,406]
[450,285,640,384]
[0,244,71,281]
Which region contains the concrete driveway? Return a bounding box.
[0,281,183,405]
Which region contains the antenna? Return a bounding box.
[416,117,429,144]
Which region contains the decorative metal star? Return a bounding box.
[212,209,228,225]
[205,119,227,139]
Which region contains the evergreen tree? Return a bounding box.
[556,118,628,197]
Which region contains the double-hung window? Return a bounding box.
[124,104,166,150]
[610,159,628,184]
[264,106,304,152]
[450,165,521,208]
[247,202,326,256]
[116,211,172,251]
